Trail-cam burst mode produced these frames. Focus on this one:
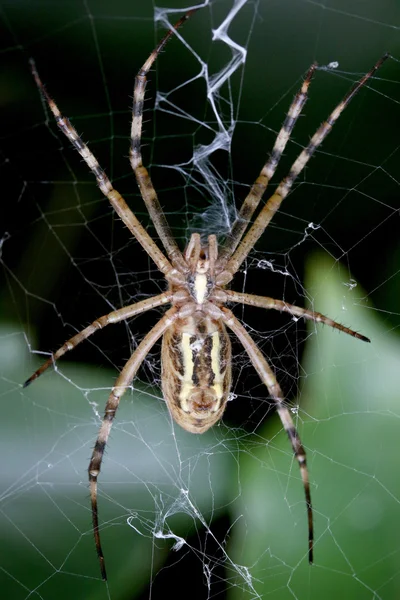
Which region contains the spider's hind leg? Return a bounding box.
[221,306,314,563]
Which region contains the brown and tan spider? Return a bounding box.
[25,8,388,581]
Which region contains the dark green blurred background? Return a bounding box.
[1,1,400,599]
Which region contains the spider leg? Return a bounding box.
[130,10,198,273]
[223,290,370,342]
[89,306,180,580]
[223,53,389,278]
[221,307,314,563]
[219,63,316,262]
[30,61,178,281]
[23,292,172,387]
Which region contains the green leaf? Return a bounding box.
[228,254,400,599]
[1,326,232,599]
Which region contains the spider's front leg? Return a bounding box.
[29,59,177,280]
[222,53,389,278]
[128,9,198,274]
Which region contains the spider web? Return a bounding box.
[1,0,400,598]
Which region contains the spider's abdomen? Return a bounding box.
[161,314,231,434]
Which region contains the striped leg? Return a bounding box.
[88,306,179,580]
[23,292,173,387]
[221,307,314,563]
[224,53,389,276]
[30,60,177,281]
[219,63,316,261]
[223,290,370,342]
[130,10,198,273]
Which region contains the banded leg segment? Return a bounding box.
[221,307,314,563]
[225,54,389,277]
[30,60,175,280]
[219,64,316,262]
[130,10,198,273]
[224,290,370,342]
[89,306,180,580]
[23,292,173,387]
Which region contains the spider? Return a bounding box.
[25,8,388,581]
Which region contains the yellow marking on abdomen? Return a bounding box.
[178,330,225,411]
[210,331,224,401]
[179,332,195,410]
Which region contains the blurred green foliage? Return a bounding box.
[229,255,400,599]
[2,255,399,599]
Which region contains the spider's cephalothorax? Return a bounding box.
[26,7,388,581]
